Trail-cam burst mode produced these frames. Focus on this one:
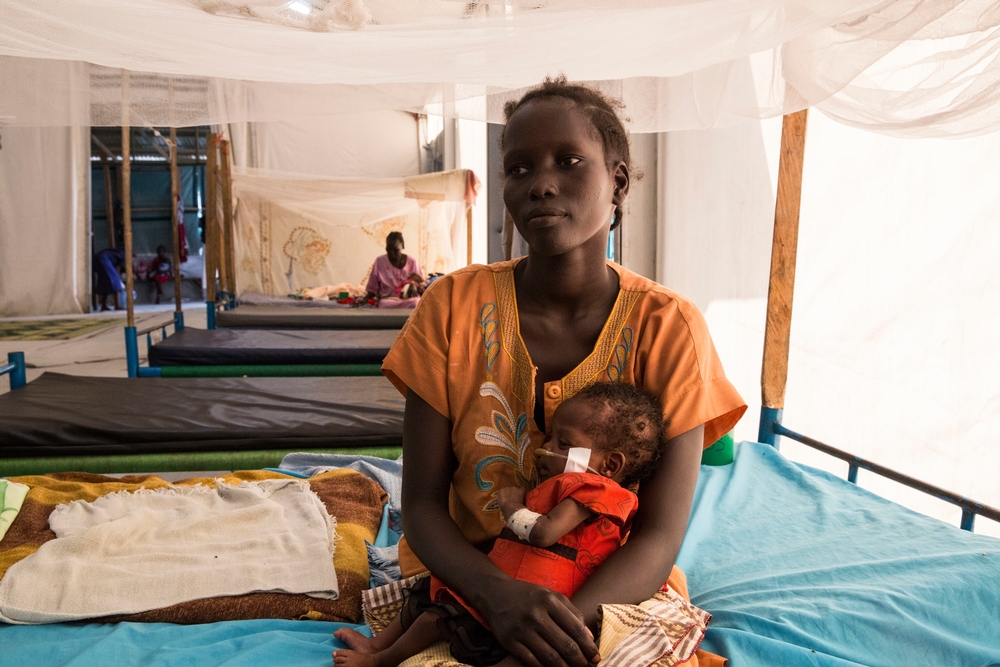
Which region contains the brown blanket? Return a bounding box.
[0,469,386,624]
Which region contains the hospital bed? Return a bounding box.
[125,312,396,378]
[147,327,397,372]
[213,303,412,330]
[1,439,997,666]
[0,353,403,477]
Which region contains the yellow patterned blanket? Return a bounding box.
[0,469,386,624]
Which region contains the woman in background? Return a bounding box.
[365,232,425,303]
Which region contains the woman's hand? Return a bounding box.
[480,577,599,667]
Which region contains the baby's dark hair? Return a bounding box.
[501,75,633,230]
[386,231,404,247]
[572,382,666,487]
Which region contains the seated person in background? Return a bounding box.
[92,247,125,311]
[365,232,425,303]
[333,383,667,667]
[149,245,172,305]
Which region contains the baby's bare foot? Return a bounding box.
[333,649,378,667]
[333,628,376,654]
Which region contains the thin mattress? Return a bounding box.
[0,373,404,457]
[216,305,412,329]
[148,328,399,366]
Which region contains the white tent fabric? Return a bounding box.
[661,113,1000,537]
[0,125,90,317]
[1,1,1000,136]
[232,168,473,294]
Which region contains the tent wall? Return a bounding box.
[245,111,419,177]
[621,132,658,281]
[0,125,90,316]
[663,114,1000,537]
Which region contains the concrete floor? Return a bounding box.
[0,302,208,395]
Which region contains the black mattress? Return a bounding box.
[148,328,399,366]
[216,305,412,329]
[0,373,404,457]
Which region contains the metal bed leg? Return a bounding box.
[1,351,27,390]
[848,464,859,484]
[758,406,783,449]
[125,326,140,378]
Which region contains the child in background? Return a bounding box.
[150,245,172,304]
[334,382,666,667]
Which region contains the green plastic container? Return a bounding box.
[702,431,735,466]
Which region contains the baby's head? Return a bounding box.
[537,382,665,487]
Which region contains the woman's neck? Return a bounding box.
[516,243,617,314]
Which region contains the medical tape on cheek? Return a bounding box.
[563,447,592,474]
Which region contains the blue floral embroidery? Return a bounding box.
[474,381,534,511]
[606,327,634,382]
[480,303,500,375]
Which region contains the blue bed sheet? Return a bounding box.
[0,620,370,667]
[677,441,1000,667]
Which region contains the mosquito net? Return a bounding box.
[1,0,999,137]
[231,168,477,295]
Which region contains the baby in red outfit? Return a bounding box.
[334,382,666,667]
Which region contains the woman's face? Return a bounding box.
[386,239,404,264]
[502,97,627,257]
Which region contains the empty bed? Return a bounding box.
[148,328,399,366]
[0,373,403,460]
[215,305,412,330]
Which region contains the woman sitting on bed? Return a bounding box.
[379,77,746,667]
[364,232,425,304]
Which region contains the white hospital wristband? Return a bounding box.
[507,508,541,541]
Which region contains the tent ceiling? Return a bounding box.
[1,1,999,136]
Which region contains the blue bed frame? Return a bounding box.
[120,301,382,379]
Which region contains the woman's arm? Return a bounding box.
[402,391,599,667]
[570,424,704,626]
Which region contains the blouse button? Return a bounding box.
[546,385,562,399]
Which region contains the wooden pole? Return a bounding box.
[219,139,237,296]
[122,72,134,328]
[169,127,183,314]
[466,205,473,265]
[205,132,218,303]
[103,162,115,249]
[761,109,809,414]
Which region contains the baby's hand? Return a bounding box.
[497,486,527,516]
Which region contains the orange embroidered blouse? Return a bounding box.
[382,259,746,568]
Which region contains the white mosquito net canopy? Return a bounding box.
[1,0,999,137]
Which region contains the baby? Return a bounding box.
[334,382,666,667]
